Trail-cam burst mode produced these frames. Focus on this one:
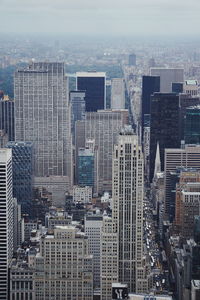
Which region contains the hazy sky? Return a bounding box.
[1,0,200,36]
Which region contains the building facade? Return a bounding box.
[141,75,160,141]
[150,93,180,182]
[150,68,184,93]
[76,72,106,112]
[164,145,200,218]
[85,213,103,289]
[14,62,72,184]
[112,129,148,293]
[34,226,93,300]
[6,141,33,215]
[184,105,200,144]
[85,109,129,193]
[111,78,125,109]
[0,149,13,300]
[0,95,15,141]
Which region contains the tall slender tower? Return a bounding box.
[112,127,148,293]
[0,148,13,300]
[14,62,72,185]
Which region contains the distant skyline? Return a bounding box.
[1,0,200,37]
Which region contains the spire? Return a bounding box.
[154,141,161,179]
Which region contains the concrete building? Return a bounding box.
[13,199,24,251]
[111,78,125,109]
[85,109,129,193]
[164,145,200,219]
[34,176,69,207]
[10,257,35,300]
[112,128,148,293]
[85,213,103,289]
[34,226,93,300]
[0,149,13,300]
[0,95,15,141]
[45,207,72,229]
[101,216,118,300]
[70,90,85,143]
[184,80,198,97]
[15,62,72,185]
[76,71,106,112]
[73,185,92,203]
[150,68,184,93]
[191,280,200,300]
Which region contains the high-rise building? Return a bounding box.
[179,94,200,141]
[164,145,200,218]
[0,95,15,141]
[176,182,200,239]
[141,76,160,140]
[85,109,129,193]
[6,141,33,215]
[184,105,200,144]
[112,128,148,293]
[34,226,93,300]
[150,93,180,182]
[128,54,136,66]
[85,213,103,289]
[150,68,184,93]
[76,72,106,112]
[111,78,125,109]
[14,62,72,184]
[101,216,118,300]
[0,148,13,300]
[70,90,85,142]
[78,148,94,187]
[75,120,85,182]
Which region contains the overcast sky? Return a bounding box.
[1,0,200,36]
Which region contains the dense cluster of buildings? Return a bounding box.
[0,50,200,300]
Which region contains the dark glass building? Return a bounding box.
[179,94,200,141]
[76,72,106,112]
[150,93,180,182]
[6,141,33,215]
[172,82,183,93]
[141,76,160,140]
[0,95,15,141]
[78,148,94,187]
[184,105,200,144]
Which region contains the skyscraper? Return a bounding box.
[69,90,85,142]
[128,54,136,66]
[150,93,180,182]
[85,109,129,193]
[141,76,160,140]
[85,213,103,289]
[184,105,200,144]
[14,62,72,184]
[0,95,15,141]
[78,148,94,187]
[0,148,13,300]
[150,68,184,93]
[6,141,33,215]
[76,72,106,112]
[164,145,200,217]
[112,128,148,293]
[111,78,125,109]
